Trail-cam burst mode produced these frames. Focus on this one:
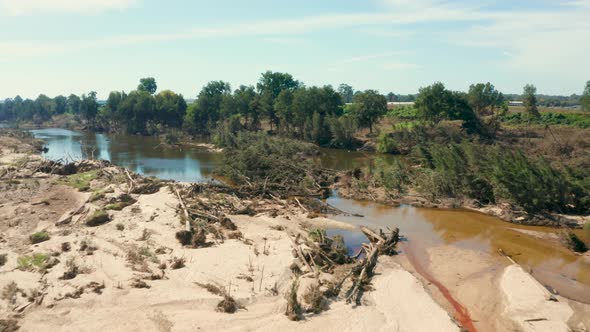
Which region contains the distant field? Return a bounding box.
[508,106,584,114]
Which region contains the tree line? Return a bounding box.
[1,73,588,148]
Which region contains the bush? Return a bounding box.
[30,231,50,244]
[410,142,589,213]
[376,133,399,154]
[86,210,110,226]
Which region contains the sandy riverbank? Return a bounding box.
[1,130,589,332]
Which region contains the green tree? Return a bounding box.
[137,77,157,95]
[53,95,67,115]
[155,90,187,128]
[581,81,590,111]
[256,71,300,130]
[338,84,354,103]
[80,92,99,125]
[66,94,81,114]
[523,84,540,118]
[467,82,505,116]
[350,90,387,133]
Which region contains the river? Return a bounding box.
[31,128,590,303]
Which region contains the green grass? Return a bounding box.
[17,253,49,270]
[86,209,110,226]
[500,112,590,128]
[29,231,50,244]
[59,170,99,191]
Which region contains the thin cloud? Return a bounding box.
[0,0,136,15]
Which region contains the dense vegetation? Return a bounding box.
[1,74,589,216]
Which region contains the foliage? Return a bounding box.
[523,84,540,118]
[137,77,158,95]
[216,132,325,192]
[86,210,110,226]
[17,253,49,270]
[582,81,590,111]
[467,82,505,116]
[58,170,99,191]
[414,82,479,132]
[410,143,590,213]
[349,90,387,133]
[30,231,50,244]
[338,83,354,103]
[500,112,590,128]
[386,106,418,119]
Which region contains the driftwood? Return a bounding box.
[175,188,192,232]
[345,226,400,304]
[125,169,136,194]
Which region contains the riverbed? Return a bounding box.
[31,128,590,304]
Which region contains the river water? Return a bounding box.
[31,128,590,303]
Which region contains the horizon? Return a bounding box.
[1,0,589,99]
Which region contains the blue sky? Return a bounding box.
[0,0,589,99]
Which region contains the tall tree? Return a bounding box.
[415,82,478,129]
[80,92,99,125]
[256,71,300,130]
[155,90,187,128]
[467,82,505,116]
[137,77,158,95]
[522,84,540,118]
[581,81,590,111]
[338,84,354,103]
[386,92,396,102]
[66,94,81,114]
[350,90,387,133]
[53,95,68,115]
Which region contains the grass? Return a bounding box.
[86,210,110,226]
[17,253,49,270]
[29,231,50,244]
[58,170,99,191]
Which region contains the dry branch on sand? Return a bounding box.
[286,226,400,319]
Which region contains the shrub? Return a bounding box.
[17,253,49,270]
[0,254,7,266]
[86,210,110,226]
[30,231,50,244]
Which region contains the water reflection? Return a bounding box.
[31,128,223,182]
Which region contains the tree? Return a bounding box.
[66,94,81,114]
[386,92,396,102]
[415,82,478,129]
[155,90,187,128]
[350,90,387,133]
[80,92,99,125]
[256,71,300,130]
[522,84,540,118]
[137,77,157,95]
[581,81,590,111]
[53,95,67,115]
[467,82,505,116]
[338,84,354,103]
[415,82,451,124]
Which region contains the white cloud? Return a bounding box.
[0,0,136,15]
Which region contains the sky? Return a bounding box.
[0,0,589,99]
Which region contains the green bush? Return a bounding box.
[17,253,49,270]
[376,133,399,154]
[29,231,50,244]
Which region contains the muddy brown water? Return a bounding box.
[32,128,590,303]
[326,196,590,304]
